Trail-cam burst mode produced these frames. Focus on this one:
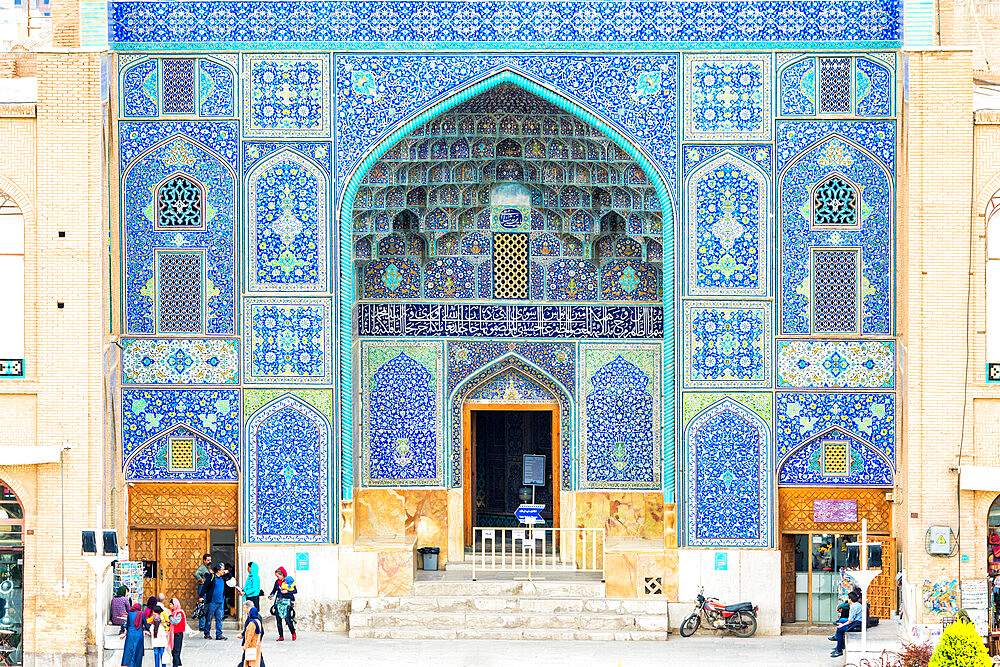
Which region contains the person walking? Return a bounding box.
[118,602,145,667]
[168,598,186,667]
[149,601,170,667]
[829,590,863,658]
[240,563,262,616]
[240,601,265,667]
[110,585,130,625]
[200,564,227,641]
[267,567,297,641]
[193,553,211,633]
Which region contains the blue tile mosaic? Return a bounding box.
[778,428,893,486]
[779,57,816,116]
[447,341,576,402]
[243,298,332,384]
[683,54,772,141]
[121,58,157,117]
[121,338,239,385]
[683,301,772,389]
[246,150,329,292]
[775,392,895,478]
[109,0,902,49]
[242,54,330,138]
[467,368,553,403]
[199,58,236,117]
[579,345,661,490]
[684,397,772,547]
[121,388,240,460]
[683,146,772,297]
[361,342,444,486]
[776,340,895,389]
[121,132,235,335]
[855,57,893,117]
[125,425,238,481]
[246,394,331,542]
[119,120,238,170]
[778,126,894,335]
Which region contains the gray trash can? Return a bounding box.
[418,546,440,571]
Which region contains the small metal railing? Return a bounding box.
[471,526,604,581]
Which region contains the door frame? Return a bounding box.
[462,402,561,546]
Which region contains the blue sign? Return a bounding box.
[497,208,523,229]
[295,552,309,571]
[714,552,727,571]
[514,504,545,525]
[522,454,546,486]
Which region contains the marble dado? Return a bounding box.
[355,488,450,563]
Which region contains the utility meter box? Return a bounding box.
[928,525,953,555]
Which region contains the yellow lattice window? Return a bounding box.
[822,441,849,476]
[492,232,528,299]
[169,438,195,471]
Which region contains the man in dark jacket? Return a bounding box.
[199,564,228,640]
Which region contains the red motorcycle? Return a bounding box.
[679,587,758,638]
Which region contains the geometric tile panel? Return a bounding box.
[121,131,236,336]
[242,54,330,138]
[125,425,238,482]
[121,388,240,460]
[683,301,772,388]
[683,146,771,297]
[246,150,328,292]
[683,54,772,142]
[683,395,772,547]
[778,128,893,336]
[579,344,661,490]
[111,0,902,49]
[818,56,852,114]
[776,340,895,388]
[243,298,332,384]
[775,391,895,480]
[245,393,331,542]
[121,338,239,385]
[361,341,444,486]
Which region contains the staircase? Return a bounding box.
[349,565,671,640]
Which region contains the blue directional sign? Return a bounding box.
[515,504,545,525]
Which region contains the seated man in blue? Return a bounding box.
[829,590,863,658]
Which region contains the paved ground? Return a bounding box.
[112,630,860,666]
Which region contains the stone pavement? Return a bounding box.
[113,630,860,666]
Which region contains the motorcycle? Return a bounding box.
[679,587,758,638]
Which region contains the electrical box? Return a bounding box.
[928,525,953,555]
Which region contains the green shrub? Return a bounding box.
[928,620,991,667]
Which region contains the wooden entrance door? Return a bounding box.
[780,534,796,624]
[159,529,209,612]
[128,528,158,604]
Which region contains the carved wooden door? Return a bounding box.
[128,528,158,604]
[158,529,208,613]
[867,536,896,618]
[781,534,796,624]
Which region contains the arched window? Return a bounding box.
[811,174,859,229]
[0,191,24,377]
[986,194,1000,370]
[0,480,24,662]
[155,174,203,230]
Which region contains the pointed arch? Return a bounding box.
[245,148,329,293]
[683,398,772,548]
[339,70,676,499]
[124,424,239,482]
[245,394,331,543]
[684,149,771,297]
[450,353,574,491]
[777,425,894,487]
[121,57,158,117]
[809,171,861,229]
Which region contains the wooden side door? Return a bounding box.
[868,536,896,618]
[158,529,208,613]
[780,533,797,624]
[128,528,158,604]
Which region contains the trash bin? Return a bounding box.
[418,546,440,571]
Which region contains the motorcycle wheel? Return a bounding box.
[731,611,757,638]
[679,613,701,637]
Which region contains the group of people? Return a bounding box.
[111,554,300,667]
[828,585,879,658]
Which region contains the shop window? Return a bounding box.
[0,192,24,377]
[986,195,1000,376]
[0,481,24,665]
[988,495,1000,575]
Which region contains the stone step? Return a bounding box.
[411,579,605,598]
[348,627,670,641]
[354,596,669,615]
[350,610,671,632]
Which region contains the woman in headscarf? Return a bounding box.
[117,602,145,667]
[110,586,130,625]
[149,600,170,667]
[168,598,186,667]
[267,567,297,641]
[240,601,264,667]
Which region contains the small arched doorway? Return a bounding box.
[0,480,24,665]
[987,495,1000,575]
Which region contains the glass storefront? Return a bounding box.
[0,483,23,666]
[793,533,857,623]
